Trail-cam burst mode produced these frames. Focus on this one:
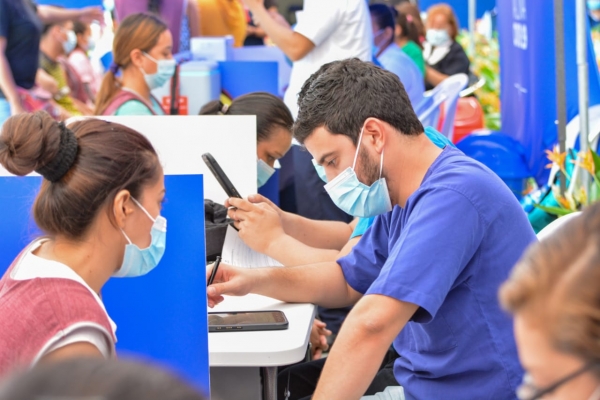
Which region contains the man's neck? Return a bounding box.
[386,133,444,208]
[39,40,61,62]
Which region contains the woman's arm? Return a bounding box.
[425,66,449,87]
[0,38,23,115]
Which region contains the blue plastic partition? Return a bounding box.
[218,61,279,98]
[0,174,210,395]
[36,0,103,6]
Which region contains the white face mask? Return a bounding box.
[63,30,77,54]
[426,29,451,47]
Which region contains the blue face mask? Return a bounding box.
[312,159,328,183]
[114,197,167,278]
[141,52,176,90]
[257,159,275,188]
[426,29,451,47]
[324,127,393,218]
[589,0,600,10]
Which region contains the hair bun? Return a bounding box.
[0,111,62,177]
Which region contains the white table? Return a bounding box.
[209,294,316,400]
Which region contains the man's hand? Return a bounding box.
[206,262,255,308]
[310,320,332,360]
[226,197,285,254]
[241,0,265,13]
[78,6,104,24]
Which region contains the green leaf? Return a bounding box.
[592,150,600,181]
[534,204,575,216]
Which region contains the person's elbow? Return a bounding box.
[286,34,315,61]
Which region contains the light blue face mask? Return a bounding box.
[589,0,600,10]
[312,159,328,183]
[426,29,451,47]
[324,127,393,218]
[63,30,77,54]
[141,52,176,90]
[114,197,167,278]
[257,159,275,188]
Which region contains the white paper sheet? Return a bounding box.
[221,225,283,268]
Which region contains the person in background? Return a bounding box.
[500,205,600,400]
[0,358,205,400]
[396,2,425,42]
[39,19,93,116]
[200,92,332,360]
[395,7,425,76]
[95,13,175,116]
[0,1,102,125]
[244,0,289,47]
[0,111,167,377]
[589,0,600,28]
[240,0,372,119]
[197,0,247,48]
[370,4,423,107]
[68,21,101,103]
[199,92,294,189]
[115,0,200,54]
[423,3,470,89]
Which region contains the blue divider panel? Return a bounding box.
[219,61,279,98]
[0,174,209,395]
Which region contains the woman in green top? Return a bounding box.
[95,13,175,116]
[395,8,425,77]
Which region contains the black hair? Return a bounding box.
[396,8,423,48]
[294,58,423,145]
[370,3,397,31]
[148,0,162,14]
[0,357,206,400]
[73,20,90,38]
[199,92,293,143]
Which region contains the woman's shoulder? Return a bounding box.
[114,100,155,116]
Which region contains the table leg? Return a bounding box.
[261,366,278,400]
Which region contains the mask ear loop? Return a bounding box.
[379,147,385,180]
[131,197,157,223]
[352,126,366,170]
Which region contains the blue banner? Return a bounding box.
[498,0,600,181]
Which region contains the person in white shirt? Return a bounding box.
[241,0,372,118]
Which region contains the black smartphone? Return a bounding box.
[208,310,289,332]
[202,153,242,198]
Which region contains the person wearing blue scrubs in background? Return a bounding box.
[370,4,423,107]
[210,59,536,399]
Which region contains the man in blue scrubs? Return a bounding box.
[208,59,536,399]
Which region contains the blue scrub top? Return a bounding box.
[351,127,456,239]
[339,146,536,399]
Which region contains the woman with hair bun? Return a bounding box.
[0,111,167,378]
[500,203,600,400]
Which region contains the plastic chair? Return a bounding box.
[537,212,581,241]
[414,73,469,141]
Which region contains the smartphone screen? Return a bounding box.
[208,311,288,332]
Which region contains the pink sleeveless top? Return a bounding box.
[0,241,116,378]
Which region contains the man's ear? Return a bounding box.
[363,118,387,154]
[113,190,134,229]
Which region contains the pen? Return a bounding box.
[207,256,222,287]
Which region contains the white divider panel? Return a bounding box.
[0,115,258,203]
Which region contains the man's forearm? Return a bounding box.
[252,262,360,308]
[266,234,341,266]
[282,212,353,250]
[313,295,417,399]
[249,6,308,60]
[37,6,83,24]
